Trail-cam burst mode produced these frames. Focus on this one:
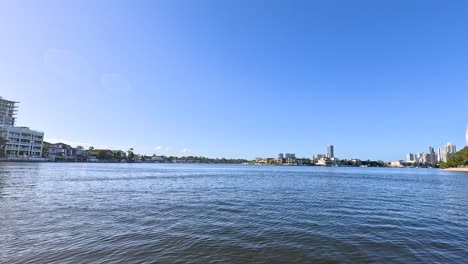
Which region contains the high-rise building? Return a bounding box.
[313,154,324,161]
[278,153,284,159]
[0,96,44,159]
[428,147,436,165]
[466,125,468,147]
[445,142,456,154]
[437,148,444,162]
[0,96,18,127]
[406,153,415,163]
[327,145,334,158]
[423,153,431,164]
[444,142,457,154]
[417,152,424,163]
[444,142,456,161]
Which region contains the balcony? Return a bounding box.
[5,146,18,150]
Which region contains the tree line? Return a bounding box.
[440,146,468,169]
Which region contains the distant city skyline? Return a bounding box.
[406,142,457,164]
[2,1,468,160]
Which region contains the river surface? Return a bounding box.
[0,163,467,263]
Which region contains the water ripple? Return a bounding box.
[0,163,467,263]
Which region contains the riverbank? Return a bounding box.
[444,168,468,172]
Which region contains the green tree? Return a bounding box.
[95,150,112,161]
[42,143,49,158]
[112,150,122,161]
[440,146,468,168]
[127,147,135,161]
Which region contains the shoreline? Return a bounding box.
[443,168,468,172]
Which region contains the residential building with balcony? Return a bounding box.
[0,126,44,158]
[0,96,45,160]
[43,142,82,161]
[0,96,18,127]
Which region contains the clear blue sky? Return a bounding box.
[1,0,468,160]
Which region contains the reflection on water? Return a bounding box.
[0,163,467,263]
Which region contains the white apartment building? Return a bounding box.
[0,96,18,126]
[440,142,457,162]
[0,126,44,158]
[0,96,44,159]
[466,125,468,147]
[406,153,416,163]
[445,142,456,154]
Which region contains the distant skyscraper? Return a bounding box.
[423,153,432,164]
[278,153,284,159]
[445,142,456,154]
[406,153,415,163]
[443,142,457,161]
[428,147,436,165]
[437,148,444,162]
[466,125,468,147]
[417,152,424,163]
[313,154,324,160]
[327,145,334,158]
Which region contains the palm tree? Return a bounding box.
[127,147,135,161]
[42,143,49,158]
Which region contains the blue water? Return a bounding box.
[0,163,467,263]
